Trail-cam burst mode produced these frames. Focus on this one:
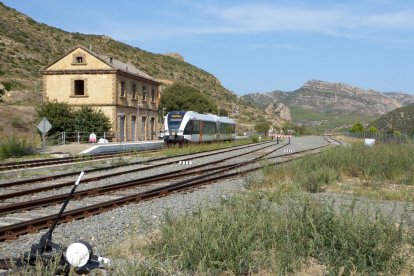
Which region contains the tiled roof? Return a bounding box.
[99,54,155,81]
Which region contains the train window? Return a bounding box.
[184,120,193,135]
[194,120,200,133]
[219,123,235,134]
[74,80,85,95]
[203,121,216,135]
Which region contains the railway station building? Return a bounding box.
[41,45,161,142]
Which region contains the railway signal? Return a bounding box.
[0,172,110,274]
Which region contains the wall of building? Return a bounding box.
[43,73,116,105]
[43,47,161,142]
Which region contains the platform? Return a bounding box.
[44,141,165,155]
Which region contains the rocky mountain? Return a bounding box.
[265,103,291,122]
[381,92,414,106]
[371,103,414,135]
[243,80,405,117]
[0,2,287,138]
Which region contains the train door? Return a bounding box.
[119,115,125,142]
[199,121,203,143]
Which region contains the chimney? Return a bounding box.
[89,45,92,51]
[109,57,113,64]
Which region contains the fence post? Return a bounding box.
[77,131,80,143]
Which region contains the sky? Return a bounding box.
[2,0,414,95]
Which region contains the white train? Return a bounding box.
[163,111,236,143]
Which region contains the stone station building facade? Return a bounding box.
[41,45,161,142]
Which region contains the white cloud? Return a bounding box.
[106,1,414,42]
[247,43,300,50]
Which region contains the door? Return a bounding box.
[150,117,155,140]
[119,115,125,142]
[141,116,146,141]
[131,116,136,141]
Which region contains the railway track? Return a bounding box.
[0,148,164,172]
[0,141,273,197]
[0,138,335,241]
[0,142,279,214]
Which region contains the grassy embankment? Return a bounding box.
[12,142,414,275]
[103,143,414,275]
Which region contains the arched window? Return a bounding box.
[74,80,85,95]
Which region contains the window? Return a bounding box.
[142,86,147,101]
[132,84,137,99]
[151,88,156,103]
[184,120,194,135]
[74,80,85,95]
[121,81,126,97]
[72,52,86,65]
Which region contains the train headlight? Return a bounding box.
[172,131,176,136]
[65,240,92,268]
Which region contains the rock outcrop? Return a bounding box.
[164,52,185,62]
[265,103,291,121]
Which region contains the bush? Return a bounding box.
[254,120,270,133]
[127,195,412,275]
[251,135,259,143]
[368,125,379,133]
[37,101,111,136]
[350,122,364,133]
[0,137,34,160]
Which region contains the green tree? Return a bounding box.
[73,106,111,133]
[349,122,364,133]
[37,101,75,135]
[282,122,294,133]
[254,120,271,134]
[393,130,401,136]
[159,82,216,114]
[37,101,111,136]
[367,126,379,133]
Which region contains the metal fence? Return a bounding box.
[344,131,413,144]
[46,131,162,145]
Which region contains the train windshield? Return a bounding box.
[167,112,186,131]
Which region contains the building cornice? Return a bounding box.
[42,69,160,85]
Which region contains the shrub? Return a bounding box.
[350,122,364,133]
[368,125,379,133]
[254,120,270,133]
[10,117,29,130]
[126,195,412,275]
[0,137,33,160]
[251,135,259,143]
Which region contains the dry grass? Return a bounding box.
[328,177,414,202]
[0,102,38,141]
